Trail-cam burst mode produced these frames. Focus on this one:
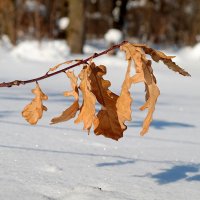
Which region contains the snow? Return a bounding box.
[127,0,147,9]
[25,0,46,13]
[25,0,37,12]
[58,17,69,31]
[11,40,70,62]
[0,39,200,200]
[104,29,123,44]
[0,35,13,50]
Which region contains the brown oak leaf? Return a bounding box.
[74,65,96,132]
[51,71,79,124]
[22,83,48,125]
[121,43,160,135]
[116,59,133,129]
[48,60,73,73]
[47,59,82,73]
[134,44,191,76]
[139,56,160,135]
[89,63,124,140]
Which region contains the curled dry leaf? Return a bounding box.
[134,44,191,76]
[116,59,133,129]
[89,63,124,140]
[51,71,79,124]
[121,43,160,135]
[139,57,160,135]
[74,65,96,132]
[47,59,82,73]
[20,42,189,141]
[48,60,73,73]
[22,83,48,125]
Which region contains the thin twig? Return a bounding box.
[0,41,128,88]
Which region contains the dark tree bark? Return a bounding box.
[34,0,41,42]
[47,0,57,39]
[113,0,128,30]
[67,0,85,53]
[0,0,16,45]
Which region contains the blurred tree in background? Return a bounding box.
[68,0,85,53]
[0,0,16,44]
[0,0,200,53]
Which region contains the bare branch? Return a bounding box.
[0,41,128,88]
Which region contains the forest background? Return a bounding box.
[1,0,200,53]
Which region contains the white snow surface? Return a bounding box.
[0,40,200,200]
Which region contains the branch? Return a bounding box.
[0,41,128,88]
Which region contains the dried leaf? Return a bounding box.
[89,63,124,140]
[22,83,48,125]
[139,57,160,135]
[74,65,96,132]
[116,59,133,129]
[134,44,191,76]
[64,71,79,100]
[47,59,82,73]
[121,43,160,135]
[51,101,79,124]
[51,71,79,124]
[48,60,73,73]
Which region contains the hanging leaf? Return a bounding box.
[47,59,82,73]
[51,71,79,124]
[116,60,133,129]
[134,44,191,76]
[74,65,96,132]
[48,60,73,73]
[22,83,48,125]
[89,63,124,140]
[121,43,160,135]
[139,56,160,135]
[15,41,190,140]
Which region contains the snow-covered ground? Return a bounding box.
[0,40,200,200]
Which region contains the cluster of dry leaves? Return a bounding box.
[22,43,190,140]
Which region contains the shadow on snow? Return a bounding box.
[151,164,200,184]
[0,143,200,184]
[96,160,135,167]
[128,119,195,130]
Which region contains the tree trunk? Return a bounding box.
[34,0,41,42]
[67,0,85,54]
[0,0,16,45]
[113,0,128,30]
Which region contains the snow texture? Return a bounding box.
[0,39,200,200]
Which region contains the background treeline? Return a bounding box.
[0,0,200,53]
